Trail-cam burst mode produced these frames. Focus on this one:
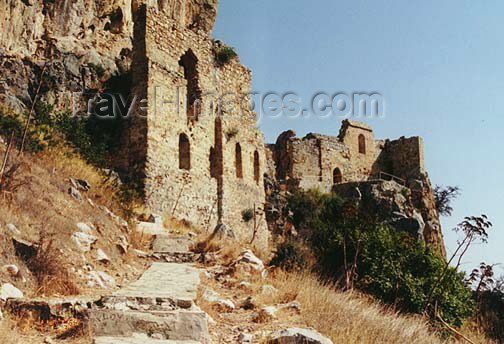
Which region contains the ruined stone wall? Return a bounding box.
[382,136,425,181]
[127,4,268,244]
[288,134,354,192]
[268,120,386,192]
[337,120,380,177]
[268,120,427,192]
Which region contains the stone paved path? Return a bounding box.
[113,263,199,302]
[91,235,210,344]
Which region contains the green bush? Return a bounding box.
[0,102,56,152]
[477,290,504,341]
[215,46,238,66]
[287,189,474,327]
[270,240,309,272]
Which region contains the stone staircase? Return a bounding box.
[91,229,210,344]
[150,234,201,263]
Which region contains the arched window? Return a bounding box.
[253,150,260,184]
[179,133,191,170]
[235,143,243,179]
[179,50,201,123]
[358,134,366,154]
[333,168,342,184]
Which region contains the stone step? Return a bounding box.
[90,263,209,342]
[94,335,200,344]
[112,263,199,306]
[152,234,191,253]
[90,309,208,341]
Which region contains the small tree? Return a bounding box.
[424,215,492,315]
[434,185,460,216]
[466,262,496,295]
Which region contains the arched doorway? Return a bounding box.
[333,168,342,184]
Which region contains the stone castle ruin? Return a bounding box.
[0,0,445,254]
[266,120,425,192]
[122,2,269,245]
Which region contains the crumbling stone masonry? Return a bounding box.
[122,3,268,245]
[266,119,445,255]
[267,120,426,192]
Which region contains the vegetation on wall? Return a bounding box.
[241,208,254,223]
[215,46,238,66]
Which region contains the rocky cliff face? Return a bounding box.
[0,0,217,112]
[265,175,446,257]
[332,176,446,256]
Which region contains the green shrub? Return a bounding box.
[241,208,254,222]
[477,289,504,341]
[270,240,309,272]
[215,46,238,66]
[0,102,55,152]
[288,189,474,327]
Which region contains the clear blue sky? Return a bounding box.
[213,0,504,274]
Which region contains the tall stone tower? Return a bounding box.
[124,1,269,245]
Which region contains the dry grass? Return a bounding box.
[192,234,247,267]
[27,234,80,296]
[255,270,495,344]
[0,312,91,344]
[37,146,120,211]
[162,214,199,235]
[201,259,495,344]
[0,133,147,298]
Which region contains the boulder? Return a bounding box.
[2,264,19,277]
[267,328,333,344]
[389,211,425,240]
[278,300,301,313]
[0,283,23,301]
[233,250,264,272]
[87,271,116,289]
[116,235,129,254]
[238,332,254,343]
[96,249,110,263]
[76,222,94,233]
[68,186,83,201]
[202,289,235,312]
[69,178,91,192]
[72,232,98,252]
[6,223,21,236]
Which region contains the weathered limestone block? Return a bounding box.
[267,328,333,344]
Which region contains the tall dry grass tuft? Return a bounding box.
[27,234,80,296]
[37,147,118,205]
[257,270,494,344]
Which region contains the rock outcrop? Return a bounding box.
[332,176,445,256]
[0,0,218,113]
